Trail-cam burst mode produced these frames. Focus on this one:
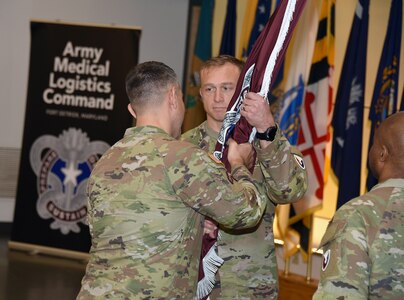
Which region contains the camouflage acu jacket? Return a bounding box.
[313,178,404,300]
[77,126,266,299]
[181,121,308,299]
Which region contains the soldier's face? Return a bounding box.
[199,63,240,131]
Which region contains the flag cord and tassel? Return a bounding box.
[196,233,224,300]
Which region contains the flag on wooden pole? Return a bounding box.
[366,0,402,190]
[331,0,369,209]
[270,0,321,259]
[219,0,237,56]
[289,0,335,259]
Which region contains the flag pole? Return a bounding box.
[305,214,314,282]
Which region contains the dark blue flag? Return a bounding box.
[331,0,369,209]
[366,0,402,190]
[219,0,237,56]
[247,0,272,55]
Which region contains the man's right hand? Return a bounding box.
[227,138,254,170]
[203,218,218,238]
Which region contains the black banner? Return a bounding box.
[11,21,141,253]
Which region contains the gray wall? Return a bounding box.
[0,0,189,221]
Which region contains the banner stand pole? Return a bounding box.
[8,241,89,262]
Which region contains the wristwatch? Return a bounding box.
[256,125,277,141]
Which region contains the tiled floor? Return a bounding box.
[0,232,86,300]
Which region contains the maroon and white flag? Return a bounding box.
[214,0,307,166]
[196,1,307,299]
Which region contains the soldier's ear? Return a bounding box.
[127,104,137,118]
[379,145,388,162]
[167,85,178,110]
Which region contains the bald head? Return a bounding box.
[369,111,404,182]
[378,111,404,155]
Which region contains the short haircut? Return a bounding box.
[125,61,179,110]
[200,55,244,74]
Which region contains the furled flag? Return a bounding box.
[219,0,237,56]
[214,0,307,169]
[366,0,402,190]
[182,0,214,132]
[331,0,369,209]
[291,0,335,259]
[270,0,320,259]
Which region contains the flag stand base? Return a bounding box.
[279,271,318,300]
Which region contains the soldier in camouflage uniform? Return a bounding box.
[313,111,404,299]
[77,61,270,299]
[182,55,308,299]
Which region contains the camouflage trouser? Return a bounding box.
[209,230,279,299]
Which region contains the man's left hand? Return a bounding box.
[204,218,218,238]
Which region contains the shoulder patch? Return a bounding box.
[322,249,331,271]
[293,154,305,169]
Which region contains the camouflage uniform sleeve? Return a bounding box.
[167,143,265,229]
[254,126,308,204]
[313,207,370,299]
